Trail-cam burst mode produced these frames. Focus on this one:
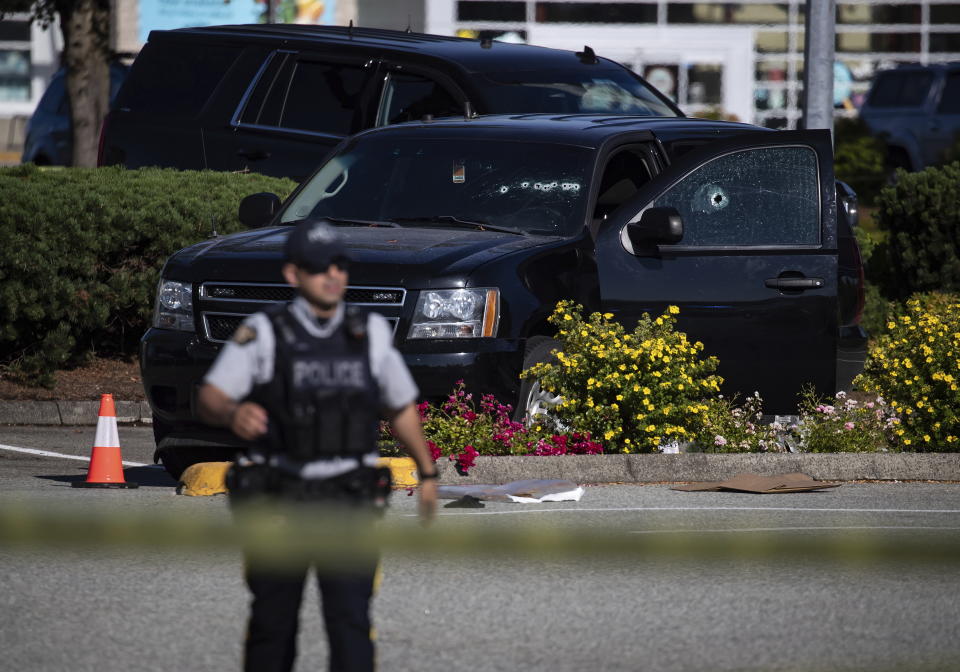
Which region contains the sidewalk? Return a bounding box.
[2,400,958,483]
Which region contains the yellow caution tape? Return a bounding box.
[0,502,958,569]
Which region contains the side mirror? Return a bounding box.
[626,207,684,253]
[238,192,281,228]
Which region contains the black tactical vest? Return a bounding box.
[247,303,380,461]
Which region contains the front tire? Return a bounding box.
[514,339,564,425]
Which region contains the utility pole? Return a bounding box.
[266,0,275,24]
[802,0,836,137]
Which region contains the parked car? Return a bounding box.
[142,113,867,477]
[859,63,960,172]
[99,24,679,181]
[21,62,129,166]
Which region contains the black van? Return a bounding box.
[99,24,679,181]
[142,114,867,477]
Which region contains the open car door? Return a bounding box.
[595,130,838,414]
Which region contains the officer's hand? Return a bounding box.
[418,478,438,524]
[230,402,268,441]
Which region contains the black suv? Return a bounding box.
[99,24,679,180]
[143,114,867,474]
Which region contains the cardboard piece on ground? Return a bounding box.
[437,479,584,503]
[671,472,841,494]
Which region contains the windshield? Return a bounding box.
[479,68,679,116]
[281,137,593,236]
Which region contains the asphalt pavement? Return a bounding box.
[1,426,959,671]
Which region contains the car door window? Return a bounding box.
[937,72,960,114]
[378,72,461,125]
[648,146,820,246]
[869,71,934,107]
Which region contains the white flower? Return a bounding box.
[714,435,728,446]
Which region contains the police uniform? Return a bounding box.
[204,225,419,672]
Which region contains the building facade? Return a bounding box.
[427,0,960,128]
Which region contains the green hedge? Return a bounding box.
[833,117,887,206]
[870,161,960,301]
[0,165,296,386]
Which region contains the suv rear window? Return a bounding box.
[868,70,934,107]
[115,41,240,118]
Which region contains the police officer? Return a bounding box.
[197,218,438,672]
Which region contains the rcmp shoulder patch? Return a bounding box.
[232,324,257,345]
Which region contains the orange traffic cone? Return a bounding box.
[72,394,139,489]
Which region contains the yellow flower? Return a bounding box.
[645,425,656,433]
[668,305,680,314]
[604,429,615,440]
[563,314,572,321]
[603,312,613,319]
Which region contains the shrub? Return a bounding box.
[695,393,782,453]
[855,293,960,450]
[786,389,900,452]
[379,381,603,472]
[521,301,722,452]
[873,162,960,299]
[0,165,296,386]
[834,118,887,206]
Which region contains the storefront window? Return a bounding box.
[534,2,656,23]
[667,3,789,24]
[688,64,722,105]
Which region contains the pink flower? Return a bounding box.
[714,435,728,446]
[451,445,479,474]
[427,440,441,462]
[844,422,855,430]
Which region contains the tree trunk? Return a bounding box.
[59,0,110,167]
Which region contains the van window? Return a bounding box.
[115,41,240,117]
[378,72,462,125]
[649,146,820,246]
[868,70,934,107]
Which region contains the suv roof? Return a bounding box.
[350,113,766,148]
[159,24,630,73]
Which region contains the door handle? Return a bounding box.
[765,277,824,290]
[237,148,271,161]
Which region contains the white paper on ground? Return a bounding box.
[438,479,584,503]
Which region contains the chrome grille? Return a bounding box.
[199,282,405,344]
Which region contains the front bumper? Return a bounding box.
[140,328,524,439]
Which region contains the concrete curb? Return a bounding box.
[432,453,960,484]
[0,400,152,425]
[2,401,959,482]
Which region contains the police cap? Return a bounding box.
[284,218,350,274]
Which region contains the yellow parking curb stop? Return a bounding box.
[377,457,419,488]
[178,461,231,496]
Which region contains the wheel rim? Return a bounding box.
[525,380,565,429]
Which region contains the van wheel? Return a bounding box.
[514,339,564,426]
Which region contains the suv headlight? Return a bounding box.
[408,288,499,339]
[153,280,194,332]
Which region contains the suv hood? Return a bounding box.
[164,224,562,287]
